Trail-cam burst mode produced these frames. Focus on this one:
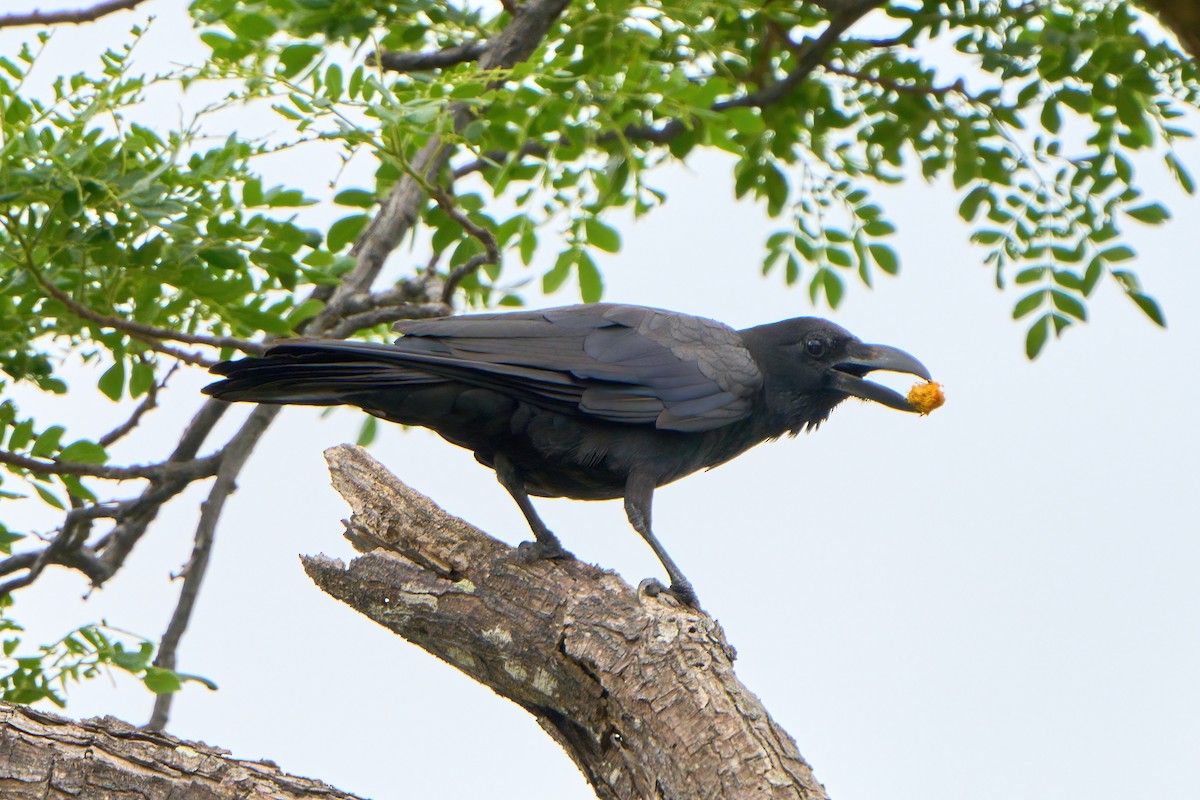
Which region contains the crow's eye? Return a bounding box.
[804,338,826,357]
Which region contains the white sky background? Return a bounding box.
[3,3,1200,799]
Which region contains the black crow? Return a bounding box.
[204,303,933,605]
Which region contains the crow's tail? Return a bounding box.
[202,340,435,406]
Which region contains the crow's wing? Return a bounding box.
[381,304,763,432]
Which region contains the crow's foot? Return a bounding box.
[515,538,572,563]
[639,577,700,608]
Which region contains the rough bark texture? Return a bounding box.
[1137,0,1200,57]
[0,702,365,799]
[303,445,830,800]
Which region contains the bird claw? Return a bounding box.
[514,538,572,563]
[639,578,700,609]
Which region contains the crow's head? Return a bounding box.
[742,317,933,433]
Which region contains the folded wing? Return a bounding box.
[207,304,764,433]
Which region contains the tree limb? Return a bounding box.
[1137,0,1200,57]
[146,405,279,732]
[0,702,367,800]
[0,448,222,482]
[0,0,147,29]
[304,445,831,800]
[369,41,488,73]
[32,269,266,356]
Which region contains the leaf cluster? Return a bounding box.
[0,604,214,706]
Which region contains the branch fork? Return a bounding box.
[305,444,830,800]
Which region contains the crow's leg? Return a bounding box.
[624,472,699,607]
[493,453,570,561]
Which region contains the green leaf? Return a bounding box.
[58,440,108,464]
[1050,290,1087,321]
[1125,203,1169,224]
[958,185,989,221]
[143,667,183,695]
[112,650,149,672]
[98,362,125,402]
[868,244,898,275]
[33,483,64,509]
[543,250,574,294]
[1012,290,1044,320]
[333,189,375,208]
[31,426,65,458]
[1100,245,1135,263]
[822,269,844,307]
[577,251,604,303]
[356,416,377,447]
[197,248,244,271]
[1025,314,1051,359]
[583,218,621,254]
[326,214,368,252]
[278,44,321,78]
[1129,292,1166,327]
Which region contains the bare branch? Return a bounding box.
[431,188,501,303]
[33,268,266,356]
[0,702,369,800]
[326,302,451,339]
[147,405,278,732]
[0,447,222,482]
[307,445,832,799]
[0,0,147,28]
[98,364,173,448]
[720,2,889,111]
[369,41,488,73]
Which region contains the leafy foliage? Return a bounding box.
[187,0,1193,349]
[0,602,214,706]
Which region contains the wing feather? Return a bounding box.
[383,304,764,430]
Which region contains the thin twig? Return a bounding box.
[822,64,966,96]
[146,406,278,732]
[32,269,265,356]
[431,189,501,303]
[98,365,174,448]
[0,0,147,28]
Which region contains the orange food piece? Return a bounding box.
[907,381,945,415]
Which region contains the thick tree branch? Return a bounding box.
[305,445,830,800]
[369,41,488,73]
[0,0,147,28]
[0,448,221,482]
[0,702,367,799]
[1137,0,1200,57]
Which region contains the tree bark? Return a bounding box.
[0,702,366,799]
[303,445,830,800]
[0,445,831,799]
[1137,0,1200,57]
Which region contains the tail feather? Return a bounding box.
[202,341,439,406]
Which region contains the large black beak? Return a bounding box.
[829,341,932,413]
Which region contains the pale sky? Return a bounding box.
[4,4,1199,800]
